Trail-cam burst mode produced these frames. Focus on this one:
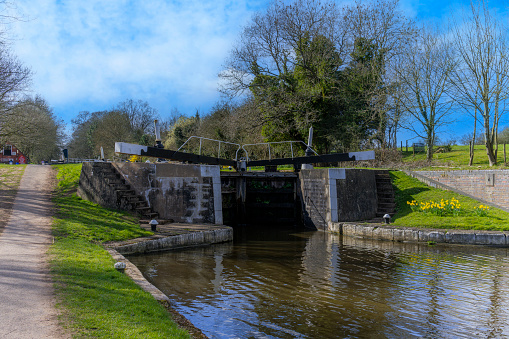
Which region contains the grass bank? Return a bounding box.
[400,144,509,169]
[0,164,26,232]
[50,163,191,338]
[390,170,509,231]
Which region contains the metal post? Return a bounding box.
[199,138,202,155]
[504,144,507,165]
[154,120,161,141]
[302,127,314,170]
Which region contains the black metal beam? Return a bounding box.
[246,152,368,167]
[115,142,374,168]
[139,146,237,167]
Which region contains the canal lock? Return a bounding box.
[220,172,302,228]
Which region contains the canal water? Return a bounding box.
[128,228,509,338]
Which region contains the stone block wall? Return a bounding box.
[299,170,329,230]
[299,169,378,230]
[114,162,222,224]
[413,170,509,211]
[78,162,134,211]
[336,169,378,221]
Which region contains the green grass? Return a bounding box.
[390,170,509,230]
[400,144,509,169]
[0,164,27,230]
[0,163,26,189]
[51,164,190,338]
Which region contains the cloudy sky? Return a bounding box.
[6,0,509,142]
[9,0,267,121]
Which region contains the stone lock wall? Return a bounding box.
[77,162,134,211]
[79,163,381,230]
[299,169,379,230]
[113,162,223,224]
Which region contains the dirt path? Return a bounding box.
[0,165,69,339]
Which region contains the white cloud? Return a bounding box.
[9,0,264,118]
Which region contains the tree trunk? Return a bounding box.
[469,113,477,166]
[486,141,497,166]
[426,130,434,162]
[485,115,497,166]
[469,140,474,166]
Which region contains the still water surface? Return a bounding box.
[128,229,509,338]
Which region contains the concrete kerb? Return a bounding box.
[333,222,508,246]
[107,248,170,302]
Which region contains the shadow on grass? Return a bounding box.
[53,194,151,243]
[389,171,431,221]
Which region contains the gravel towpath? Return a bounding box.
[0,165,69,338]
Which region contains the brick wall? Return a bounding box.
[414,170,509,211]
[0,143,26,164]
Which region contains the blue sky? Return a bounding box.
[7,0,509,144]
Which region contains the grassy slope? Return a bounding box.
[400,144,509,168]
[51,164,190,338]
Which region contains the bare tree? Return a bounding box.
[116,99,158,137]
[0,1,32,140]
[67,100,159,159]
[449,1,509,166]
[220,0,346,97]
[91,110,134,158]
[0,50,32,139]
[396,28,456,161]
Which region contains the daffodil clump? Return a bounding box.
[406,197,492,218]
[407,197,462,216]
[407,200,420,212]
[474,204,490,217]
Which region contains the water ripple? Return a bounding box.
[128,231,509,338]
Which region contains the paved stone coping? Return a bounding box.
[104,223,233,255]
[331,222,509,246]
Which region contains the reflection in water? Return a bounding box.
[128,229,509,338]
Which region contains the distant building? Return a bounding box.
[0,143,27,164]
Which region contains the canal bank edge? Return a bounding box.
[331,222,509,246]
[105,223,233,255]
[106,248,208,339]
[103,224,233,339]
